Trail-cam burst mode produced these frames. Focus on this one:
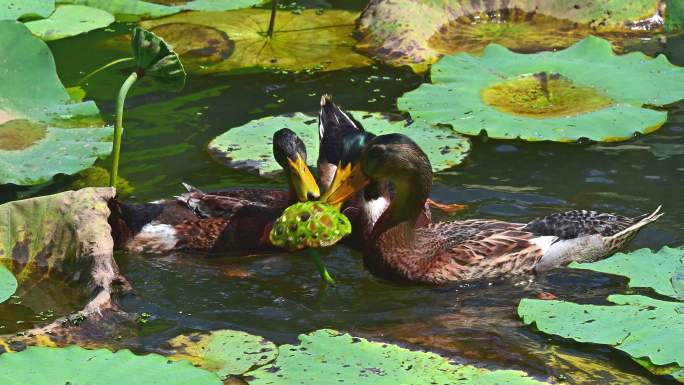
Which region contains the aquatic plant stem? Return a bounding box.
[308,249,335,284]
[267,0,278,39]
[78,57,134,85]
[110,71,138,187]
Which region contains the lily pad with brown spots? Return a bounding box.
[0,21,111,185]
[398,36,684,142]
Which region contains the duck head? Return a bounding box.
[273,128,321,202]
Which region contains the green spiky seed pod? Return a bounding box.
[270,201,351,252]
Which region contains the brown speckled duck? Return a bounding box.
[324,133,663,283]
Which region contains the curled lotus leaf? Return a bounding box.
[131,27,186,91]
[0,0,54,21]
[164,329,277,379]
[24,5,114,41]
[0,345,222,385]
[245,329,548,384]
[270,202,352,251]
[356,0,671,69]
[519,247,684,383]
[208,112,470,175]
[0,21,111,185]
[140,8,371,73]
[398,36,684,142]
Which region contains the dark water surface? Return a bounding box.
[3,4,684,383]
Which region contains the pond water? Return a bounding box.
[2,2,683,383]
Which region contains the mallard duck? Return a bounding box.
[318,95,467,247]
[110,128,321,254]
[324,133,663,283]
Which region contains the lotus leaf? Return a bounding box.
[0,0,54,20]
[356,0,668,69]
[208,112,470,175]
[24,5,114,41]
[0,345,222,385]
[245,329,547,384]
[398,36,684,142]
[140,9,371,73]
[131,26,186,91]
[0,21,111,185]
[518,246,684,383]
[0,265,17,304]
[570,246,684,299]
[666,0,684,32]
[58,0,263,20]
[165,329,277,378]
[270,202,352,251]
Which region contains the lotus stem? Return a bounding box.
[308,249,335,284]
[110,71,138,188]
[78,57,134,85]
[267,0,278,39]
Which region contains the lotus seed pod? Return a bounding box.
[270,201,351,251]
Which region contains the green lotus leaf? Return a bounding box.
[131,27,186,91]
[666,0,684,32]
[164,329,277,379]
[270,202,352,251]
[0,21,111,185]
[398,36,684,142]
[70,166,135,197]
[139,8,371,73]
[59,0,264,20]
[356,0,666,69]
[245,329,547,384]
[24,5,114,41]
[519,246,684,383]
[208,112,470,175]
[0,265,17,304]
[570,246,684,299]
[0,0,54,21]
[0,345,222,384]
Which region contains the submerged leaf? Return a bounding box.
[208,112,470,175]
[519,247,684,383]
[140,9,371,73]
[165,329,277,378]
[0,345,223,384]
[0,265,17,304]
[59,0,264,20]
[245,329,547,384]
[0,21,111,185]
[25,5,114,41]
[356,0,665,69]
[398,36,684,142]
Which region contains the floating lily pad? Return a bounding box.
[24,5,114,41]
[570,246,684,299]
[208,112,470,175]
[0,0,54,20]
[270,202,352,251]
[140,8,371,73]
[0,21,111,185]
[0,265,18,304]
[245,329,547,384]
[356,0,668,69]
[165,329,277,379]
[0,345,222,384]
[398,36,684,142]
[58,0,263,20]
[518,246,684,383]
